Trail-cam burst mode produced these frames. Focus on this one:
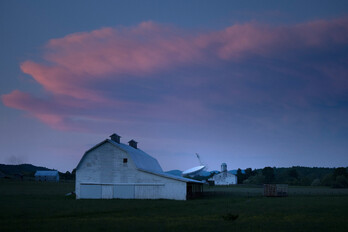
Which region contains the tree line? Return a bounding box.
[236,166,348,188]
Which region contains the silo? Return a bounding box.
[221,163,227,172]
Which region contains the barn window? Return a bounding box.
[123,158,128,167]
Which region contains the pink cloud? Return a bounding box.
[44,22,203,77]
[204,18,348,60]
[22,19,348,98]
[2,90,67,130]
[2,18,348,130]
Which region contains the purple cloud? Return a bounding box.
[2,18,348,132]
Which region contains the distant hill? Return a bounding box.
[200,170,212,176]
[0,164,53,176]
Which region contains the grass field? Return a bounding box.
[1,180,348,232]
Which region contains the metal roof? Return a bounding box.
[34,170,59,176]
[139,168,202,183]
[108,139,163,173]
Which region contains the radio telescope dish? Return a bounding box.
[182,165,205,177]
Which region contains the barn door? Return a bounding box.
[80,184,102,199]
[114,185,135,199]
[102,185,113,199]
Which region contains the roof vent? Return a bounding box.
[110,133,121,143]
[128,139,138,149]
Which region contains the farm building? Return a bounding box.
[211,163,237,185]
[34,170,59,182]
[264,184,288,197]
[75,133,203,200]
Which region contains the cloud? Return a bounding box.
[2,90,77,130]
[2,18,348,131]
[201,18,348,60]
[44,22,203,76]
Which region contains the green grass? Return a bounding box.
[203,184,348,196]
[1,180,348,232]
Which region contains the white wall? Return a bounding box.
[213,172,237,185]
[35,175,59,182]
[76,142,187,200]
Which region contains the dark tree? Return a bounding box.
[244,168,254,179]
[333,167,348,179]
[288,168,299,179]
[331,167,348,188]
[262,167,275,184]
[236,168,245,184]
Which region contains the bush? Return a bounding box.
[311,178,321,186]
[321,173,334,186]
[332,175,348,188]
[243,174,265,185]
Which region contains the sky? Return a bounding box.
[1,0,348,172]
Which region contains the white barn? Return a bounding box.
[75,133,202,200]
[35,170,60,182]
[212,163,237,185]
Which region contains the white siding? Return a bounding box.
[102,185,113,199]
[114,185,135,199]
[135,185,163,199]
[80,184,102,199]
[213,172,237,185]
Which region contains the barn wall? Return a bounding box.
[213,173,237,185]
[76,142,187,200]
[76,142,136,198]
[35,175,59,182]
[134,171,187,200]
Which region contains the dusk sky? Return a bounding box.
[1,0,348,172]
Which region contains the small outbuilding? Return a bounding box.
[35,170,60,182]
[211,163,237,185]
[75,133,203,200]
[264,184,288,197]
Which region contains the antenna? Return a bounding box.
[182,153,207,177]
[196,153,203,165]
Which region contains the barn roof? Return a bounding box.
[139,169,202,183]
[76,139,201,183]
[34,170,59,176]
[108,139,163,173]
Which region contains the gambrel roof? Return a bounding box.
[109,139,163,173]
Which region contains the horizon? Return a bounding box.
[1,1,348,172]
[1,162,345,174]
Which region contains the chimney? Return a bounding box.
[110,133,121,143]
[128,139,138,149]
